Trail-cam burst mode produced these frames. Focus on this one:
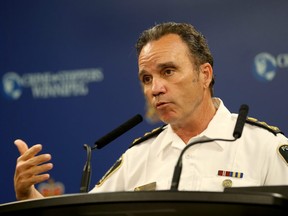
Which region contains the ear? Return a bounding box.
[200,63,213,88]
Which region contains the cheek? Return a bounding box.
[143,86,149,95]
[178,82,201,100]
[143,87,152,100]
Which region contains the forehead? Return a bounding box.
[140,34,188,56]
[138,34,191,70]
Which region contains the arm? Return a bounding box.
[14,139,53,200]
[264,134,288,185]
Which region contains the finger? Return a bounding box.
[14,139,29,155]
[22,175,50,191]
[29,173,51,185]
[14,172,51,199]
[16,162,53,182]
[14,140,44,161]
[14,160,53,195]
[29,162,53,176]
[28,154,52,167]
[15,153,52,177]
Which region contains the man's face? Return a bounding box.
[138,34,208,125]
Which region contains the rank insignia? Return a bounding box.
[130,125,166,147]
[96,155,123,187]
[246,117,282,135]
[218,170,243,178]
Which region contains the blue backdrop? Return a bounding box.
[1,0,287,203]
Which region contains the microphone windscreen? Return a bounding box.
[233,104,249,139]
[95,114,143,149]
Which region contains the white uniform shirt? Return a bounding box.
[90,98,288,193]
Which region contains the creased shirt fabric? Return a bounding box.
[90,98,288,193]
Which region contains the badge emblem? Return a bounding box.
[278,144,288,165]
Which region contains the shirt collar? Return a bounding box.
[155,125,185,156]
[200,98,234,138]
[195,98,235,149]
[155,97,235,155]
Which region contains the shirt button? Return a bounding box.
[185,154,192,159]
[222,179,232,188]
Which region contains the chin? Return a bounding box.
[159,114,176,124]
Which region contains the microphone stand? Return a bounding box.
[80,144,92,193]
[79,114,143,193]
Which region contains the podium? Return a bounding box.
[0,190,287,215]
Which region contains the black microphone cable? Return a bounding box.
[170,104,249,191]
[170,137,236,191]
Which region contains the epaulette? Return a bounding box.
[245,117,283,135]
[129,124,166,148]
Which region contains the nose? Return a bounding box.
[152,78,166,97]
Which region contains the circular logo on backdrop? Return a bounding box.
[1,72,23,100]
[253,52,277,82]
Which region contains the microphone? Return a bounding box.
[233,104,249,139]
[93,114,143,149]
[170,104,249,191]
[80,114,143,193]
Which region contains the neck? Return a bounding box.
[171,98,217,144]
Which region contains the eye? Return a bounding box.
[142,75,152,84]
[163,69,174,76]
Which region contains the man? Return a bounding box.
[14,22,288,200]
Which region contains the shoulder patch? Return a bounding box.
[278,144,288,165]
[129,124,166,148]
[96,155,123,187]
[245,117,283,135]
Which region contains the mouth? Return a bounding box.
[156,102,168,109]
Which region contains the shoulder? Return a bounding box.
[129,124,166,148]
[245,116,283,136]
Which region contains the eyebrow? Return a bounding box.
[157,61,176,69]
[139,61,177,78]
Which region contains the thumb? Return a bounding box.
[14,139,29,155]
